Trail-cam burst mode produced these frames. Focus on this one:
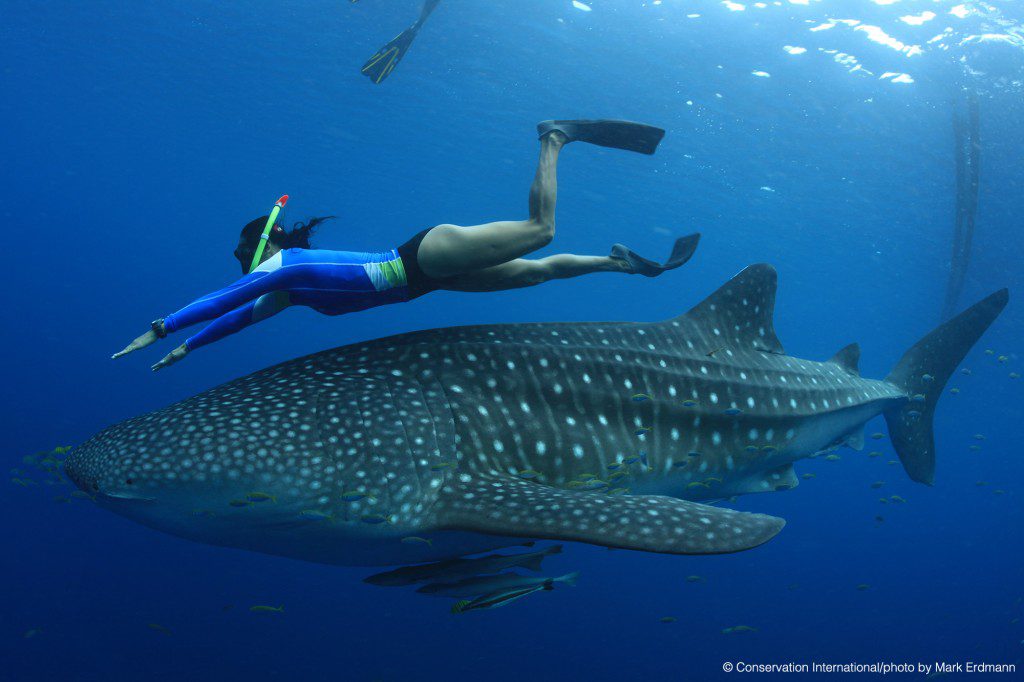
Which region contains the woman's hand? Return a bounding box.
[112,327,161,359]
[151,343,189,372]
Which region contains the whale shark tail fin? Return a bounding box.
[884,288,1008,485]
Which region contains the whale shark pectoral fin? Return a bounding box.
[432,476,785,555]
[671,263,785,355]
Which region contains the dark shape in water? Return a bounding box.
[359,0,442,84]
[942,91,981,321]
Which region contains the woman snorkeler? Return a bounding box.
[113,119,699,371]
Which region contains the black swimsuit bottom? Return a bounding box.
[397,228,443,300]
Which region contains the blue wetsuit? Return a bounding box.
[163,248,412,351]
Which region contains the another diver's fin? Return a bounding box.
[537,119,666,155]
[670,263,785,355]
[432,475,784,555]
[884,288,1008,484]
[360,0,441,84]
[829,343,861,375]
[610,234,700,277]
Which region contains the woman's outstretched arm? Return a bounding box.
[151,292,291,371]
[113,262,284,360]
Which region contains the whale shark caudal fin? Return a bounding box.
[670,264,785,355]
[884,288,1009,485]
[433,476,785,555]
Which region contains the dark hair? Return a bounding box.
[234,215,335,273]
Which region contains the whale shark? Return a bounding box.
[65,265,1007,566]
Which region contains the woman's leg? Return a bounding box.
[415,132,567,279]
[440,253,631,292]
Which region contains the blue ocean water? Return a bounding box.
[3,0,1022,679]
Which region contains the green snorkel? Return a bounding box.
[248,195,290,274]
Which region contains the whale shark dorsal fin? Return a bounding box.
[829,343,861,375]
[432,475,785,555]
[673,263,784,355]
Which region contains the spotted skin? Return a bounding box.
[65,265,1004,566]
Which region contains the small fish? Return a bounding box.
[975,481,988,487]
[774,483,794,491]
[760,445,778,453]
[634,427,651,436]
[228,499,251,508]
[875,515,884,523]
[245,492,276,503]
[984,349,994,355]
[608,470,629,481]
[993,489,1005,495]
[949,387,961,394]
[686,481,710,490]
[687,451,702,458]
[870,432,885,440]
[605,463,621,471]
[890,495,906,504]
[867,451,882,458]
[704,476,723,484]
[671,460,689,469]
[418,571,578,599]
[578,473,598,481]
[968,445,982,452]
[659,616,677,623]
[450,580,555,613]
[906,410,922,419]
[887,460,898,466]
[960,368,972,375]
[360,514,391,525]
[681,399,698,408]
[365,545,563,587]
[401,536,433,547]
[744,445,759,453]
[910,394,926,403]
[801,473,816,480]
[879,498,888,504]
[608,487,630,496]
[685,575,706,583]
[249,605,284,615]
[622,456,640,465]
[973,434,986,441]
[429,461,457,471]
[921,373,935,382]
[515,470,543,480]
[1010,372,1021,379]
[824,454,841,461]
[722,625,758,634]
[856,584,871,591]
[870,481,885,489]
[706,347,726,358]
[147,623,172,636]
[340,491,373,502]
[298,510,332,522]
[723,407,743,416]
[631,393,652,402]
[997,355,1009,363]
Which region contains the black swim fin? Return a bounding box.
[611,233,700,277]
[537,119,666,155]
[360,0,441,84]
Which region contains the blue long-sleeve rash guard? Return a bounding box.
[162,248,410,351]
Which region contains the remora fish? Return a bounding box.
[450,580,557,614]
[365,545,562,587]
[417,571,579,598]
[64,265,1006,566]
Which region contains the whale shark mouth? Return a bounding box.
[99,491,157,503]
